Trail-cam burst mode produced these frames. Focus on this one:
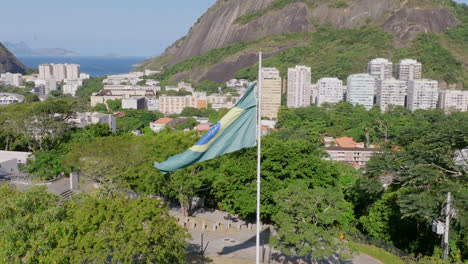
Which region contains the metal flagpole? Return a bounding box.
[443,192,452,260]
[256,52,263,264]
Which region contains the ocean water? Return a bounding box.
[19,56,147,77]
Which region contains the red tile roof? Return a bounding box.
[336,137,360,148]
[195,124,211,132]
[154,117,172,125]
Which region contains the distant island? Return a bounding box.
[4,41,80,57]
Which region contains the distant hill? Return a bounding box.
[4,41,80,57]
[0,42,27,74]
[138,0,467,88]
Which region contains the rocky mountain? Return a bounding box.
[4,41,80,57]
[0,42,27,74]
[138,0,467,86]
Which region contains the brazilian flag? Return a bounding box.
[154,83,257,173]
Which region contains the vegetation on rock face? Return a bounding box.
[151,23,467,87]
[236,26,394,82]
[234,0,301,25]
[394,34,465,85]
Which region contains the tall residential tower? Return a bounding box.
[261,67,282,119]
[346,74,376,110]
[287,65,312,108]
[407,79,438,111]
[316,77,343,106]
[367,58,393,81]
[396,59,422,80]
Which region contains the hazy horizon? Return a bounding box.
[1,0,215,57]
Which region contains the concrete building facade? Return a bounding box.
[0,93,24,106]
[438,90,468,113]
[368,58,393,81]
[122,97,146,110]
[287,65,312,108]
[407,79,439,111]
[65,64,80,80]
[260,67,282,119]
[396,59,422,80]
[376,78,407,112]
[316,78,343,106]
[346,74,376,110]
[68,112,117,133]
[39,64,53,80]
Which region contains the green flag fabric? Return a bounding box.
[154,83,257,173]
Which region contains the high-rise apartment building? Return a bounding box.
[316,77,343,106]
[260,67,282,119]
[438,90,468,113]
[39,63,81,81]
[287,65,312,108]
[4,73,23,87]
[407,79,438,111]
[346,74,376,110]
[52,64,67,82]
[65,64,80,80]
[46,78,57,95]
[367,58,393,81]
[39,64,53,80]
[376,78,407,112]
[396,59,422,80]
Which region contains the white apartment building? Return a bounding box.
[346,74,376,110]
[46,78,57,94]
[159,95,190,114]
[90,89,156,107]
[368,58,393,81]
[80,73,90,79]
[62,79,83,97]
[316,78,343,106]
[39,64,53,80]
[52,64,67,82]
[122,97,146,110]
[144,69,160,76]
[158,92,209,114]
[3,72,23,87]
[0,93,24,105]
[178,81,194,92]
[68,112,116,133]
[103,72,144,85]
[438,90,468,113]
[0,151,32,176]
[396,59,422,80]
[39,63,82,82]
[207,94,241,110]
[65,64,80,80]
[260,67,282,119]
[146,98,159,111]
[407,79,438,111]
[287,65,312,108]
[376,78,407,112]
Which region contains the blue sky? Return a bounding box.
[1,0,215,57]
[1,0,466,57]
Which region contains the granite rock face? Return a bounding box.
[0,42,27,74]
[141,0,460,80]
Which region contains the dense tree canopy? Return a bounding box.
[0,186,188,263]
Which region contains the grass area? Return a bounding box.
[349,241,406,264]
